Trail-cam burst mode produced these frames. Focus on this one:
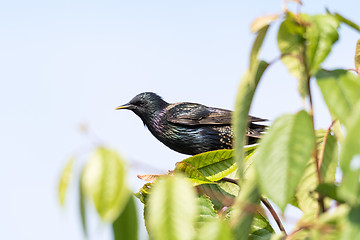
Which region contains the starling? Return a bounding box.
[116,92,266,155]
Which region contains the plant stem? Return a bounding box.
[307,78,321,182]
[307,77,325,214]
[260,197,287,235]
[221,177,287,235]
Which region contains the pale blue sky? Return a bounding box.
[0,1,359,239]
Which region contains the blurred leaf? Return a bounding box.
[175,150,235,184]
[242,145,259,178]
[338,102,360,205]
[147,175,197,240]
[278,13,340,97]
[81,147,130,221]
[318,129,338,183]
[296,158,319,218]
[355,39,360,70]
[277,12,307,96]
[196,181,239,210]
[340,205,360,239]
[316,183,345,204]
[233,60,269,179]
[58,157,75,206]
[255,111,315,210]
[112,195,138,240]
[296,129,338,217]
[249,14,275,68]
[249,214,275,240]
[196,196,217,228]
[306,14,339,75]
[333,12,360,33]
[251,14,281,33]
[79,176,87,237]
[308,205,348,239]
[316,69,360,127]
[250,25,269,68]
[269,233,285,240]
[197,218,233,240]
[332,119,345,143]
[230,167,261,240]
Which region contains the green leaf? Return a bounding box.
[316,183,345,204]
[249,214,275,240]
[355,39,360,71]
[79,176,87,237]
[309,205,348,239]
[338,102,360,205]
[175,150,235,184]
[278,13,340,97]
[333,12,360,33]
[295,158,319,217]
[112,195,138,240]
[250,14,280,33]
[197,218,233,240]
[316,69,360,127]
[306,14,339,75]
[230,167,261,240]
[135,183,152,204]
[81,147,130,221]
[255,111,315,210]
[340,205,360,239]
[196,181,240,210]
[196,196,217,228]
[58,157,75,206]
[277,12,308,96]
[318,130,338,183]
[250,25,270,68]
[147,175,197,240]
[269,234,286,240]
[233,60,269,179]
[296,129,338,217]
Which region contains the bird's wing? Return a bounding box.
[248,115,268,122]
[166,103,268,126]
[165,103,233,125]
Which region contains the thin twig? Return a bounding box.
[307,77,322,182]
[308,76,325,214]
[268,52,293,66]
[316,120,336,213]
[260,197,287,235]
[221,177,238,185]
[300,36,325,214]
[221,177,287,236]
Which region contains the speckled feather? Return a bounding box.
[117,92,266,155]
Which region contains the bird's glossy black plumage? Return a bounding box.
[116,92,266,155]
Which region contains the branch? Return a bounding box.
[260,197,287,235]
[299,38,325,214]
[308,77,325,214]
[221,177,287,235]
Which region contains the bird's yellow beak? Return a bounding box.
[115,104,131,110]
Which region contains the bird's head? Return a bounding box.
[116,92,168,121]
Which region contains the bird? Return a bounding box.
[116,92,266,155]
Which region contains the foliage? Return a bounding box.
[58,2,360,240]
